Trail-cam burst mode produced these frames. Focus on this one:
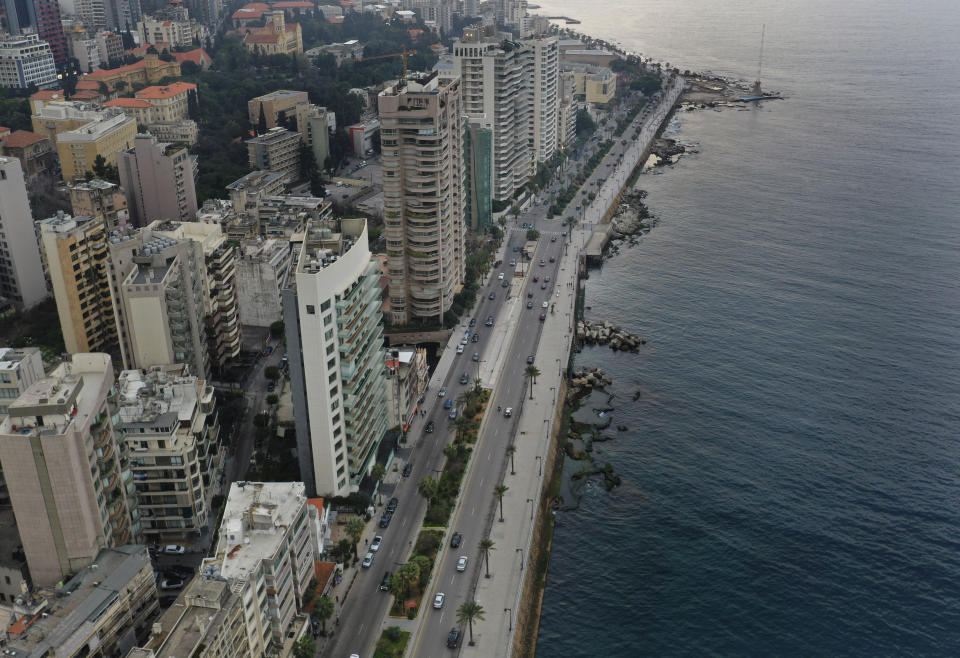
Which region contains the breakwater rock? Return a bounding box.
[569,366,612,398]
[610,190,654,238]
[577,320,646,351]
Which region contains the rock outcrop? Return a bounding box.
[576,320,645,351]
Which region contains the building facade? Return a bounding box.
[248,89,308,130]
[118,133,199,226]
[0,32,57,89]
[0,353,141,587]
[236,238,292,328]
[378,72,465,324]
[282,217,388,496]
[69,177,129,229]
[246,126,301,184]
[0,157,47,309]
[55,110,137,182]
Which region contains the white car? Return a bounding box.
[164,545,185,555]
[438,387,447,398]
[504,407,512,417]
[456,556,468,572]
[542,301,549,309]
[456,345,464,354]
[362,552,374,568]
[433,592,445,609]
[370,535,382,552]
[461,335,469,344]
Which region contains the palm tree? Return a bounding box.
[397,561,420,599]
[473,377,483,394]
[454,414,471,442]
[457,601,485,646]
[388,571,406,609]
[314,595,335,635]
[417,476,438,503]
[478,538,495,578]
[345,517,365,559]
[506,444,516,475]
[493,483,508,522]
[524,365,541,399]
[371,463,386,505]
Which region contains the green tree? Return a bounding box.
[257,104,268,134]
[412,554,431,590]
[478,538,494,578]
[187,89,200,121]
[524,365,540,400]
[371,463,386,504]
[292,635,316,658]
[417,476,438,503]
[345,516,365,558]
[388,569,406,603]
[269,320,284,336]
[396,560,420,599]
[337,538,352,562]
[266,394,279,405]
[264,366,280,381]
[493,483,508,522]
[456,601,485,646]
[506,444,516,475]
[314,595,335,635]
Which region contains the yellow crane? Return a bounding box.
[359,47,418,83]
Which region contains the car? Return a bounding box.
[387,497,398,513]
[527,301,533,309]
[541,282,547,289]
[426,421,435,432]
[469,318,476,327]
[488,292,496,300]
[447,627,461,648]
[539,312,546,321]
[504,407,512,417]
[509,259,516,266]
[472,352,479,361]
[444,398,453,409]
[539,259,545,267]
[448,409,457,419]
[451,532,462,548]
[362,552,374,568]
[526,355,535,364]
[545,275,551,282]
[438,387,446,398]
[164,545,185,555]
[549,256,556,263]
[161,578,184,590]
[380,571,391,591]
[456,556,468,572]
[403,462,414,476]
[471,333,479,343]
[551,235,557,242]
[370,535,383,552]
[267,382,275,392]
[460,373,469,384]
[497,272,505,280]
[501,280,509,288]
[456,345,464,354]
[542,301,549,309]
[521,222,528,228]
[512,246,519,252]
[433,593,445,609]
[378,513,392,528]
[263,346,273,356]
[533,275,539,282]
[562,231,567,236]
[485,316,494,326]
[461,335,469,344]
[528,292,534,299]
[148,544,162,556]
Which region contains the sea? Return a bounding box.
[534,0,960,655]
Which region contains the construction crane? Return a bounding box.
[359,47,418,83]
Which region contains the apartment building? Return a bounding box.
[295,103,331,168]
[378,72,465,324]
[236,238,293,328]
[384,346,428,432]
[56,111,138,182]
[0,32,57,89]
[2,545,158,658]
[248,89,309,130]
[0,157,47,309]
[69,178,129,229]
[37,213,121,355]
[135,81,197,122]
[226,169,286,217]
[0,354,141,587]
[563,62,617,104]
[246,127,301,184]
[31,100,112,141]
[0,128,56,181]
[118,364,220,544]
[557,69,578,148]
[282,217,388,496]
[0,0,67,64]
[117,133,199,226]
[525,35,559,162]
[138,15,198,47]
[0,347,45,510]
[65,25,102,72]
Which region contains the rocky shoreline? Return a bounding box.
[577,319,645,351]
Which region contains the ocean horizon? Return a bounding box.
[535,0,960,655]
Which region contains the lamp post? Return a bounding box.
[526,497,534,521]
[504,607,513,632]
[516,547,524,571]
[556,357,562,377]
[535,455,542,477]
[550,386,556,405]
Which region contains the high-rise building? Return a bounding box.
[0,0,68,63]
[0,353,141,587]
[445,25,533,203]
[117,364,220,544]
[378,72,465,324]
[248,89,309,130]
[0,32,58,88]
[282,217,388,496]
[118,133,199,226]
[246,126,301,184]
[463,122,492,232]
[557,69,578,148]
[69,177,129,228]
[295,103,331,169]
[0,346,45,509]
[0,157,47,309]
[525,35,559,162]
[37,213,121,355]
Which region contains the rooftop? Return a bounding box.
[0,130,47,148]
[0,346,41,373]
[37,212,101,236]
[251,89,308,101]
[136,81,197,100]
[57,112,135,143]
[105,97,153,109]
[116,365,205,435]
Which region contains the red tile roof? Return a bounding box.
[171,48,211,66]
[31,89,65,101]
[232,2,270,19]
[75,79,113,91]
[1,130,47,148]
[104,98,153,108]
[71,90,100,100]
[0,127,10,135]
[127,42,170,57]
[136,81,196,99]
[274,1,313,6]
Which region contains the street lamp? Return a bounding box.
[516,547,524,571]
[504,607,513,632]
[535,455,542,477]
[550,386,556,405]
[526,498,534,521]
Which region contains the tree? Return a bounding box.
[269,320,284,337]
[266,394,279,405]
[314,595,335,635]
[388,568,406,603]
[417,476,438,503]
[345,517,365,558]
[478,538,495,578]
[187,89,200,121]
[264,366,280,381]
[454,414,471,442]
[371,463,386,504]
[396,560,420,599]
[493,483,508,522]
[292,635,316,658]
[456,601,485,646]
[337,538,352,563]
[412,554,431,589]
[524,365,541,400]
[506,444,516,475]
[257,103,268,134]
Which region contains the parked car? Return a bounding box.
[526,355,535,364]
[370,535,383,552]
[539,312,546,321]
[444,398,453,410]
[456,345,464,354]
[456,556,468,572]
[451,532,463,548]
[542,301,549,308]
[469,318,477,327]
[448,409,457,419]
[362,552,374,568]
[497,272,505,280]
[472,352,479,361]
[263,346,273,356]
[438,387,447,398]
[545,275,551,282]
[461,335,469,344]
[549,256,556,263]
[379,513,392,528]
[387,498,399,513]
[541,282,547,289]
[533,275,539,282]
[471,333,480,343]
[512,246,519,252]
[501,280,509,288]
[527,301,534,309]
[403,462,414,476]
[447,627,461,648]
[433,592,445,609]
[267,383,275,392]
[539,259,545,267]
[460,373,469,384]
[161,578,184,590]
[380,571,391,591]
[509,259,516,266]
[164,545,185,555]
[485,316,494,326]
[488,292,496,300]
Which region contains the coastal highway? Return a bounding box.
[321,230,557,658]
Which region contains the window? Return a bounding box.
[323,313,333,326]
[305,304,315,314]
[328,372,336,383]
[326,344,334,355]
[320,299,331,312]
[324,328,334,341]
[329,385,338,397]
[327,357,336,369]
[330,400,339,412]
